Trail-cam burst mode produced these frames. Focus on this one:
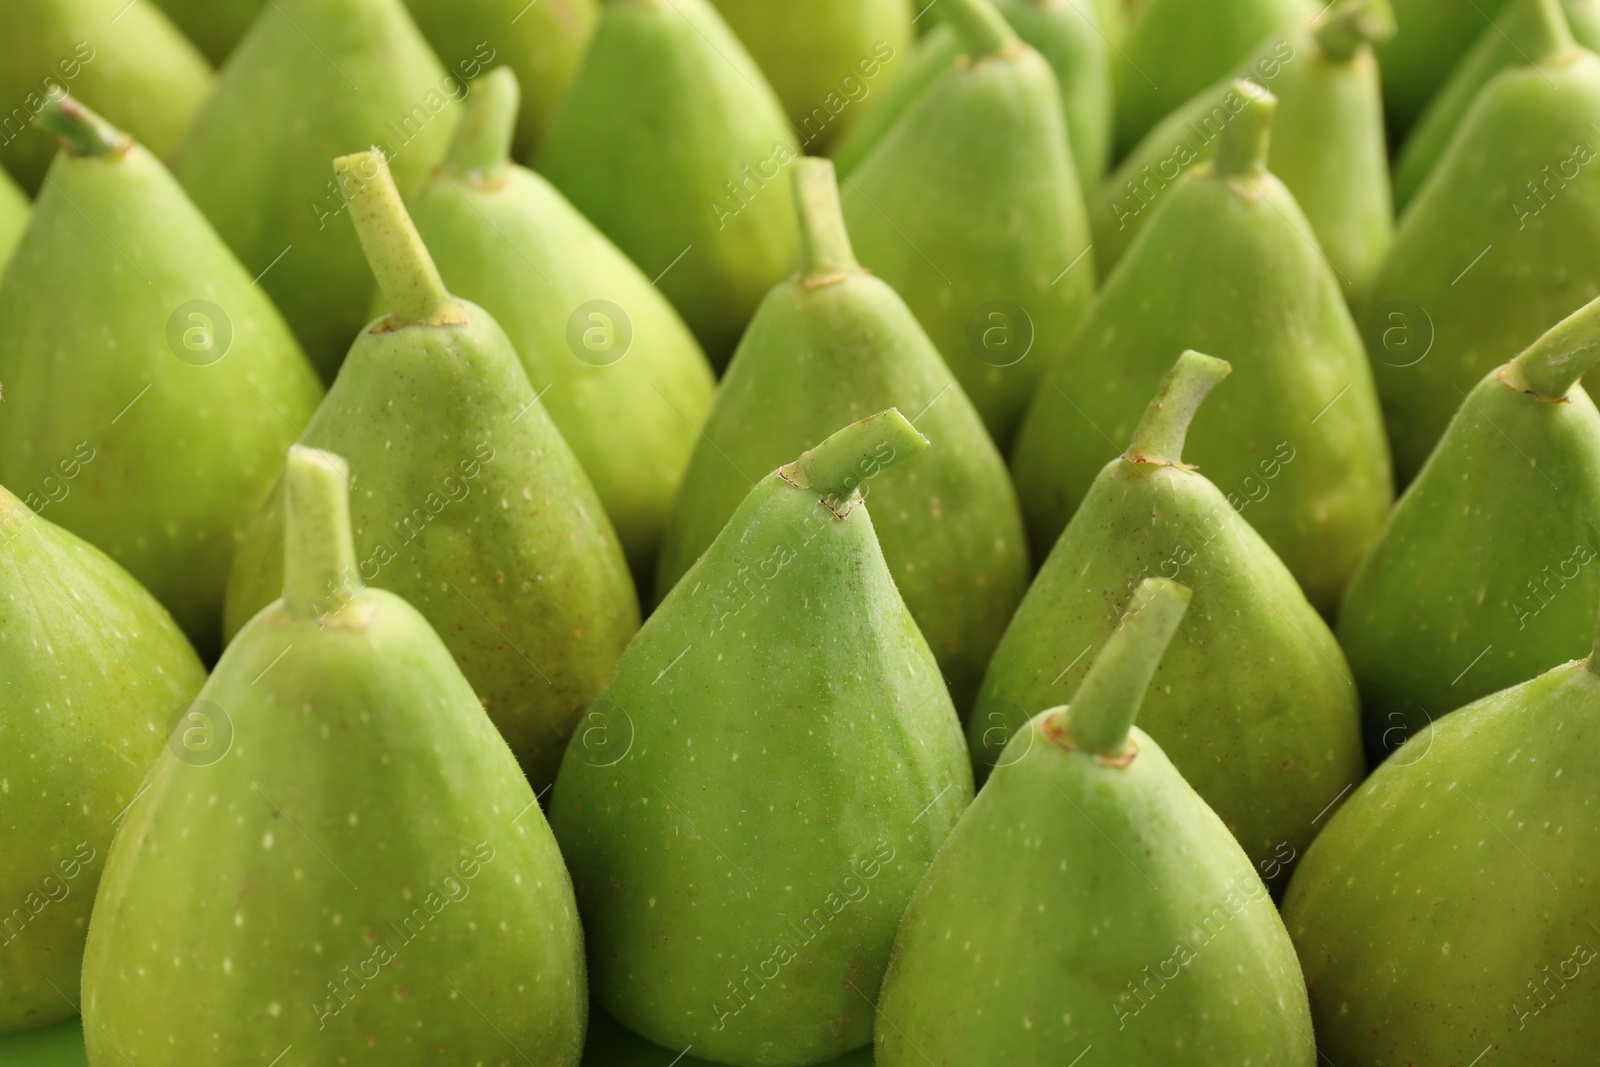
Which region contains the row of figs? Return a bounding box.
[0,0,1596,1063]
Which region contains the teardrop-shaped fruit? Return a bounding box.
[1339,294,1600,762]
[710,0,915,153]
[1013,84,1392,614]
[538,0,799,367]
[1394,0,1600,209]
[225,150,638,790]
[550,410,974,1066]
[0,1016,87,1065]
[656,158,1030,709]
[977,352,1363,870]
[0,0,211,193]
[1112,0,1315,154]
[1284,601,1600,1063]
[1361,0,1600,482]
[832,0,1112,197]
[150,0,266,64]
[82,446,587,1063]
[584,1007,875,1067]
[0,484,205,1034]
[0,167,27,271]
[842,0,1094,448]
[0,100,324,657]
[879,578,1317,1065]
[175,0,457,379]
[1377,0,1508,137]
[1094,0,1395,296]
[402,0,598,158]
[399,68,715,585]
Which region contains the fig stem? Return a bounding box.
[779,409,929,503]
[1215,81,1277,179]
[1123,351,1232,467]
[445,67,519,178]
[941,0,1018,59]
[1314,0,1397,62]
[1519,0,1576,62]
[794,157,860,277]
[34,97,129,158]
[1067,579,1192,757]
[1501,294,1600,400]
[282,447,362,621]
[333,150,461,326]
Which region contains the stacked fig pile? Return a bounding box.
[1,0,1597,1064]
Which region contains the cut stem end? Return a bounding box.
[35,96,131,158]
[1124,351,1233,467]
[778,409,929,506]
[445,67,520,179]
[1215,81,1277,179]
[793,157,860,278]
[334,150,463,327]
[1065,579,1192,758]
[1501,293,1600,400]
[282,447,363,622]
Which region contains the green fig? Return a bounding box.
[1112,0,1315,154]
[0,0,211,194]
[584,1007,875,1067]
[878,579,1317,1065]
[1377,0,1508,137]
[1094,0,1395,296]
[82,446,586,1063]
[175,0,459,379]
[831,0,1113,197]
[403,0,598,158]
[1339,294,1600,763]
[655,157,1030,709]
[550,410,974,1066]
[1013,84,1392,614]
[841,0,1094,448]
[710,0,915,153]
[1395,0,1600,209]
[0,100,324,657]
[1284,602,1600,1064]
[0,1016,87,1066]
[0,167,27,272]
[0,485,206,1033]
[149,0,266,64]
[225,149,638,790]
[977,352,1363,869]
[398,68,715,585]
[538,0,800,367]
[1362,0,1600,482]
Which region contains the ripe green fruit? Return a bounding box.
[1284,610,1600,1063]
[82,446,586,1064]
[709,0,915,153]
[1377,0,1508,137]
[1394,0,1600,209]
[879,579,1317,1065]
[149,0,265,64]
[0,100,324,657]
[1339,294,1600,762]
[1361,0,1600,482]
[0,167,27,271]
[0,1016,88,1066]
[539,0,799,368]
[977,352,1363,869]
[1013,84,1391,615]
[832,0,1112,195]
[225,150,638,790]
[583,1007,874,1066]
[0,485,206,1034]
[1112,0,1314,155]
[1094,0,1395,296]
[0,0,211,194]
[842,0,1094,448]
[175,0,458,379]
[550,410,974,1066]
[656,157,1030,709]
[402,0,598,158]
[399,68,715,585]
